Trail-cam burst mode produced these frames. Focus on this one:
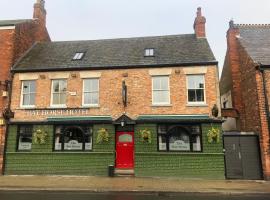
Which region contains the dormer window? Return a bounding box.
[145,48,154,57]
[72,52,85,60]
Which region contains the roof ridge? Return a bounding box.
[47,33,196,44]
[235,23,270,27]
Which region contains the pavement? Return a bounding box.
[0,175,269,195]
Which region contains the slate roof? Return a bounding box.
[0,19,33,26]
[236,24,270,65]
[12,34,217,72]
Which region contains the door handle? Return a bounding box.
[238,152,241,160]
[115,151,117,159]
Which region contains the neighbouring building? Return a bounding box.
[220,21,270,180]
[4,8,224,178]
[0,0,50,174]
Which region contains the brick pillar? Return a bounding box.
[255,70,270,180]
[226,21,245,131]
[0,126,6,174]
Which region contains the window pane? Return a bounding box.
[18,126,32,151]
[84,79,91,92]
[90,92,99,104]
[29,93,35,105]
[188,76,196,89]
[53,81,59,92]
[59,93,66,104]
[188,90,196,102]
[192,135,201,151]
[23,82,30,94]
[84,93,91,104]
[52,93,59,104]
[60,80,67,92]
[90,79,98,91]
[160,77,169,90]
[85,135,92,150]
[158,135,166,150]
[169,130,190,151]
[196,89,204,102]
[23,94,30,105]
[153,77,160,90]
[118,134,133,142]
[153,91,169,104]
[29,81,36,93]
[64,127,83,150]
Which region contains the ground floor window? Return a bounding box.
[17,125,33,151]
[158,124,202,152]
[54,125,93,151]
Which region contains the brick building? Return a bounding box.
[220,21,270,180]
[4,8,224,178]
[0,0,50,174]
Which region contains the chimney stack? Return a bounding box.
[193,7,206,38]
[33,0,46,26]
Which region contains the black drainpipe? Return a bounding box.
[2,72,14,175]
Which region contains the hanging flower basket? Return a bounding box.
[33,129,48,145]
[96,128,109,144]
[207,126,220,144]
[139,129,152,144]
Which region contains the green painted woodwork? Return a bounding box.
[137,114,210,120]
[134,123,224,179]
[5,123,224,178]
[5,124,115,176]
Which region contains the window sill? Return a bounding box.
[49,105,67,108]
[81,105,100,108]
[152,104,172,107]
[186,103,208,107]
[20,106,36,109]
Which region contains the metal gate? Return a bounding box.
[223,133,262,179]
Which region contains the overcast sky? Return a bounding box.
[1,0,270,75]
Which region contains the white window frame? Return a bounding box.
[50,79,67,108]
[186,74,206,105]
[72,52,85,60]
[20,80,36,108]
[82,78,99,107]
[145,48,154,57]
[152,76,170,106]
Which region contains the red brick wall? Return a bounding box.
[10,66,219,121]
[221,25,270,180]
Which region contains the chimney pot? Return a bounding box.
[193,7,206,38]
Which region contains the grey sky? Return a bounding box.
[1,0,270,74]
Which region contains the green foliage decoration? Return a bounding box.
[33,129,48,145]
[96,128,109,144]
[207,126,221,144]
[139,129,152,144]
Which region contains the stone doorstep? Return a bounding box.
[114,168,135,177]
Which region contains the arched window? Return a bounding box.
[54,125,93,151]
[158,125,202,152]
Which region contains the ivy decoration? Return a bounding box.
[33,129,48,145]
[139,129,152,144]
[96,128,109,144]
[207,126,220,144]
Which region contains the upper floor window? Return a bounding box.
[72,52,85,60]
[152,76,170,105]
[187,75,205,104]
[21,80,36,107]
[17,125,33,151]
[51,79,67,107]
[145,48,154,57]
[83,78,99,106]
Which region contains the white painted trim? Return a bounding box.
[48,72,70,79]
[80,71,101,78]
[19,73,39,81]
[149,68,172,76]
[186,74,206,105]
[183,67,207,74]
[0,26,15,30]
[152,75,170,105]
[82,78,100,107]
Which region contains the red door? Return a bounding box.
[115,131,134,169]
